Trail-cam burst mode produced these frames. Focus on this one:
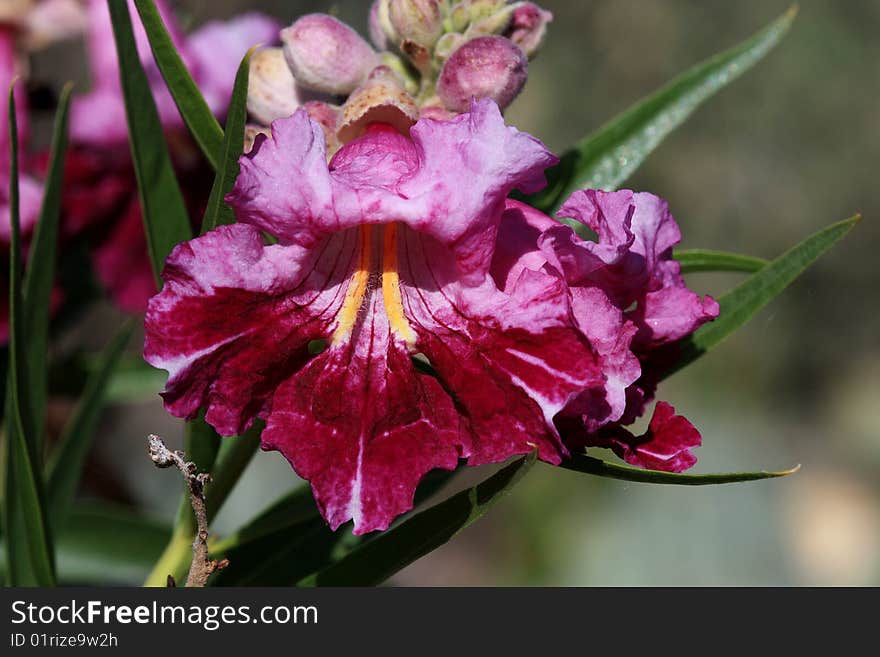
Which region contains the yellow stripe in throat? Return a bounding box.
[382,224,417,345]
[331,226,371,345]
[330,224,417,347]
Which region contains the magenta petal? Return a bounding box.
[228,99,558,275]
[594,401,701,472]
[0,173,43,242]
[549,189,718,347]
[92,200,156,314]
[262,306,467,535]
[635,284,721,345]
[398,228,604,466]
[494,200,641,431]
[144,223,346,435]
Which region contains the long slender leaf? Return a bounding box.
[676,249,767,274]
[200,48,253,234]
[1,503,171,585]
[560,453,799,485]
[46,321,135,524]
[668,215,860,376]
[3,85,55,585]
[208,485,337,587]
[22,83,72,453]
[527,7,797,214]
[298,454,535,587]
[108,0,192,282]
[209,467,460,586]
[133,0,223,171]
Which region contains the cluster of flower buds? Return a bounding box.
[246,1,552,153]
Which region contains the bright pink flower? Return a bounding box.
[61,0,280,313]
[145,100,617,534]
[501,189,718,471]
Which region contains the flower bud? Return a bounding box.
[448,3,471,33]
[467,0,507,24]
[368,0,396,51]
[388,0,443,49]
[434,32,465,60]
[337,66,418,143]
[247,47,301,125]
[436,36,527,112]
[380,51,419,95]
[465,2,515,37]
[505,3,553,56]
[281,14,377,96]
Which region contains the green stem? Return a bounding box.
[143,525,192,587]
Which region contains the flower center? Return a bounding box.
[331,223,417,347]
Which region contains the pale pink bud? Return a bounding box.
[505,3,553,56]
[247,48,302,125]
[368,0,396,51]
[281,14,377,96]
[437,36,527,112]
[389,0,443,48]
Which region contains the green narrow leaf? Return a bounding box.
[676,249,768,274]
[134,0,223,170]
[46,321,135,524]
[298,454,535,587]
[108,0,192,283]
[22,83,72,454]
[559,453,800,485]
[208,485,338,587]
[207,466,459,586]
[3,84,55,585]
[201,47,253,234]
[0,503,171,585]
[527,6,797,214]
[53,503,170,585]
[668,214,860,376]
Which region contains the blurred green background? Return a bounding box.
[32,0,879,585]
